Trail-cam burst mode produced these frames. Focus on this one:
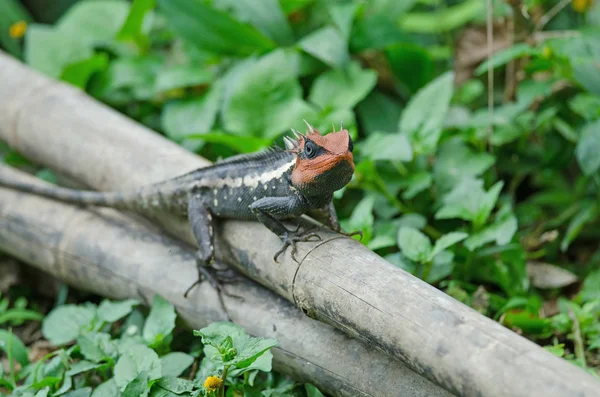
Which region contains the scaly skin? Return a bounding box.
[0,122,358,314]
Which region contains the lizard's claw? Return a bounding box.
[273,227,322,263]
[338,229,363,241]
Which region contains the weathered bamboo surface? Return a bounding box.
[1,51,599,397]
[0,167,450,397]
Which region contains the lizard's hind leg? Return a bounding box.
[184,195,241,316]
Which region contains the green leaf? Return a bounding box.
[123,371,149,397]
[350,14,412,52]
[475,43,538,76]
[402,172,432,199]
[0,0,33,58]
[309,61,377,110]
[385,43,434,94]
[465,210,517,251]
[329,2,358,40]
[114,344,162,390]
[91,379,120,397]
[428,232,468,261]
[399,71,454,154]
[0,329,28,367]
[56,0,130,46]
[42,304,96,346]
[397,227,431,263]
[154,66,215,94]
[116,0,155,46]
[305,384,325,397]
[25,24,93,78]
[299,26,349,68]
[160,352,194,377]
[60,53,109,89]
[576,120,600,175]
[143,295,176,347]
[66,360,104,376]
[340,195,376,243]
[162,86,221,141]
[185,133,271,153]
[98,299,140,324]
[435,178,503,226]
[156,0,274,56]
[360,132,413,162]
[222,50,314,138]
[579,269,600,303]
[78,332,117,363]
[569,93,600,121]
[91,56,161,103]
[433,138,495,193]
[0,308,43,325]
[560,201,597,252]
[156,377,194,394]
[356,91,403,135]
[398,0,483,33]
[215,0,294,45]
[194,322,278,369]
[62,388,92,397]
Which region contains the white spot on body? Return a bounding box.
[253,196,257,201]
[237,197,242,202]
[213,198,218,206]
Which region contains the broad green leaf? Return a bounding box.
[160,352,194,377]
[0,0,33,58]
[186,133,271,153]
[143,295,176,347]
[309,61,377,110]
[299,26,349,68]
[42,304,96,346]
[560,201,597,252]
[573,57,600,97]
[0,329,28,366]
[25,24,93,78]
[385,43,434,93]
[279,0,314,15]
[194,322,278,369]
[465,211,517,251]
[60,53,109,89]
[78,332,117,363]
[65,360,104,376]
[426,250,455,283]
[360,132,413,162]
[222,50,315,138]
[35,388,50,397]
[576,120,600,175]
[226,348,273,377]
[579,269,600,303]
[162,85,221,141]
[91,379,120,397]
[475,43,538,75]
[122,371,149,397]
[329,2,358,40]
[428,232,468,261]
[215,0,294,45]
[98,299,140,324]
[402,172,432,199]
[154,66,215,94]
[157,0,274,56]
[56,0,130,46]
[340,195,376,243]
[356,91,403,135]
[397,227,431,263]
[114,344,162,390]
[91,56,161,103]
[62,388,92,397]
[366,0,419,18]
[399,71,454,154]
[0,308,43,325]
[434,138,495,193]
[435,178,503,227]
[350,14,412,52]
[569,94,600,120]
[156,377,194,394]
[544,344,565,357]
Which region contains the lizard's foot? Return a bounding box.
[337,229,363,241]
[273,225,322,263]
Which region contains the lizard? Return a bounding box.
[0,121,359,305]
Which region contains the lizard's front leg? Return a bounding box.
[250,196,321,263]
[184,194,240,316]
[321,201,363,240]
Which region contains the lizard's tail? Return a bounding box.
[0,172,141,211]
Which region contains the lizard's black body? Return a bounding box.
[0,123,357,308]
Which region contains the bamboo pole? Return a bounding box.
[0,51,599,397]
[0,167,449,397]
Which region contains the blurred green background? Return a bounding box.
[1,0,600,378]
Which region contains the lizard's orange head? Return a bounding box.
[285,122,354,197]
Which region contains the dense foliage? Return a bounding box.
[1,0,600,394]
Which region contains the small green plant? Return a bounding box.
[0,295,325,396]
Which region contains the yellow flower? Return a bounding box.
[203,375,223,392]
[572,0,594,13]
[9,20,27,39]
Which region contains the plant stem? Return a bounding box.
[8,328,15,387]
[568,309,587,368]
[218,365,230,397]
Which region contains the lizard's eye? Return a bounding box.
[304,140,317,159]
